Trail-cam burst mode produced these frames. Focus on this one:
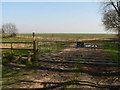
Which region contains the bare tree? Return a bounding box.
[102,9,119,32]
[102,0,120,53]
[102,0,120,33]
[2,23,18,37]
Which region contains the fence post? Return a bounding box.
[11,42,13,55]
[33,32,35,40]
[28,51,31,62]
[33,39,38,61]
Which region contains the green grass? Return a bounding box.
[102,39,120,61]
[2,37,33,42]
[38,42,72,53]
[19,33,115,39]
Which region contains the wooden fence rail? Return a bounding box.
[1,33,38,62]
[38,40,119,43]
[0,48,33,50]
[0,42,33,44]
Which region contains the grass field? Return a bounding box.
[2,37,33,42]
[1,33,116,43]
[19,33,115,39]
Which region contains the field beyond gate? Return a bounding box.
[2,33,120,89]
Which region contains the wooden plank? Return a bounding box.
[13,48,33,50]
[0,48,33,50]
[0,42,33,44]
[0,48,11,49]
[37,40,77,43]
[86,41,117,44]
[37,40,118,43]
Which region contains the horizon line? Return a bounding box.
[19,32,116,34]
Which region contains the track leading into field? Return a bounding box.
[3,37,120,89]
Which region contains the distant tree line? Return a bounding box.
[0,23,18,38]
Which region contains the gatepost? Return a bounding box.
[33,32,38,62]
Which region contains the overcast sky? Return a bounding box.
[2,1,115,34]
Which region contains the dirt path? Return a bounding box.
[3,37,120,89]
